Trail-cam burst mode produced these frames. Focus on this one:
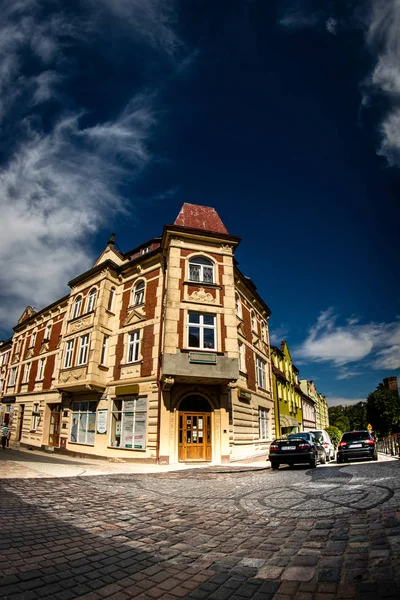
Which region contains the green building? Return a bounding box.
[271,341,303,437]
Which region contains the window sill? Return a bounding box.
[183,281,222,290]
[107,446,146,452]
[60,365,87,371]
[35,378,44,382]
[69,442,95,447]
[98,365,109,371]
[128,303,145,309]
[185,347,218,353]
[119,360,143,367]
[105,310,115,316]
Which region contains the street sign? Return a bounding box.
[367,423,373,431]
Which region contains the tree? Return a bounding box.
[346,402,368,430]
[367,384,400,438]
[326,425,342,449]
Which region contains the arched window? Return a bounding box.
[132,280,145,306]
[44,323,52,342]
[86,288,97,313]
[72,296,82,319]
[235,293,242,318]
[251,311,257,332]
[188,256,214,284]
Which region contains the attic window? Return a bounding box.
[141,246,151,255]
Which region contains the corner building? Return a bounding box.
[4,204,275,464]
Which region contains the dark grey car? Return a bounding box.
[269,432,326,470]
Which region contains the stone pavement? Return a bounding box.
[0,454,399,600]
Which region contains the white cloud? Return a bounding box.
[269,325,290,346]
[328,397,366,407]
[295,308,400,370]
[336,370,364,380]
[325,17,337,35]
[0,0,183,332]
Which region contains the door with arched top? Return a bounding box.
[178,395,212,462]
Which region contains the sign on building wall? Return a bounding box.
[96,409,108,434]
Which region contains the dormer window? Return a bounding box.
[132,281,145,306]
[72,295,82,319]
[86,288,97,313]
[141,246,151,255]
[189,256,214,284]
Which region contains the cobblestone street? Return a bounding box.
[1,453,399,600]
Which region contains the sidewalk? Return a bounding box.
[0,445,271,479]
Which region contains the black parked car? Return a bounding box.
[268,432,326,470]
[337,430,378,463]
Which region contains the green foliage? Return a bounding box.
[328,401,368,432]
[367,384,400,438]
[326,425,342,448]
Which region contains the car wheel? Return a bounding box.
[309,458,317,468]
[271,463,279,470]
[320,453,326,464]
[337,456,343,464]
[373,454,378,461]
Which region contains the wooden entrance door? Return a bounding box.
[178,412,211,461]
[48,405,61,447]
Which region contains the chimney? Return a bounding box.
[383,376,398,394]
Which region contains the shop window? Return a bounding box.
[188,312,216,350]
[188,256,214,284]
[110,397,147,450]
[259,407,269,440]
[70,401,96,445]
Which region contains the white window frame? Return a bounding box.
[9,367,17,386]
[72,296,82,319]
[127,331,140,363]
[187,312,216,350]
[100,335,109,366]
[31,403,40,431]
[64,339,74,368]
[132,281,145,306]
[251,311,257,333]
[256,356,266,389]
[37,357,46,381]
[30,332,36,348]
[44,324,52,341]
[77,334,89,366]
[188,256,214,284]
[23,362,31,384]
[107,287,115,312]
[259,407,269,440]
[86,288,97,313]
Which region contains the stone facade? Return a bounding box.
[1,204,274,464]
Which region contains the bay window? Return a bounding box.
[188,256,214,284]
[86,288,97,313]
[77,334,89,366]
[188,312,216,350]
[64,339,74,368]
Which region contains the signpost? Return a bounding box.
[367,424,373,431]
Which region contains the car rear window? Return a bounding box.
[311,431,323,441]
[342,431,372,442]
[288,433,311,441]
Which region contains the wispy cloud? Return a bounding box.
[295,308,400,370]
[0,0,184,332]
[328,396,366,407]
[336,369,364,380]
[269,325,290,346]
[279,1,338,35]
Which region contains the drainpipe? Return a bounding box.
[155,255,167,464]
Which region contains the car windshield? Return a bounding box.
[342,431,371,442]
[288,433,311,441]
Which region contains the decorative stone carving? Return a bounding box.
[59,367,87,383]
[237,321,246,337]
[137,265,142,274]
[220,244,232,253]
[39,342,49,355]
[223,381,237,393]
[188,288,216,304]
[162,376,175,391]
[124,306,146,326]
[70,317,89,332]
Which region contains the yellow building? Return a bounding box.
[2,204,275,464]
[271,341,303,437]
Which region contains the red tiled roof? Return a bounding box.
[174,203,229,234]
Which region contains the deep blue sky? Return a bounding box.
[0,0,399,405]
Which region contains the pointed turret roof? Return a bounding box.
[174,203,229,235]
